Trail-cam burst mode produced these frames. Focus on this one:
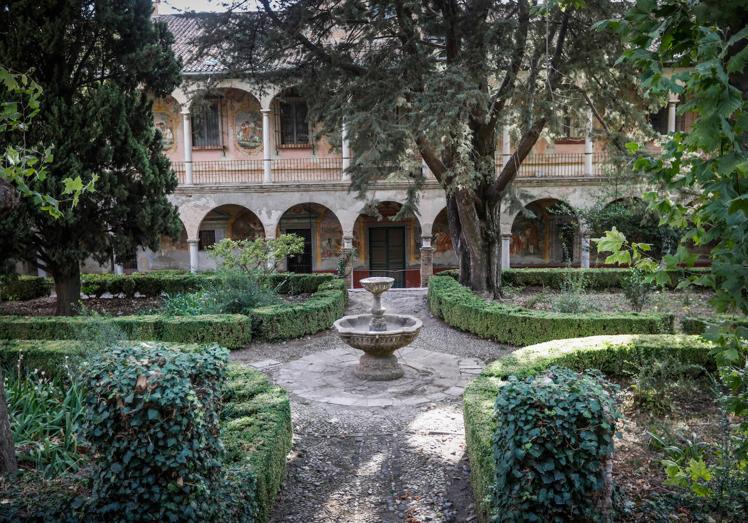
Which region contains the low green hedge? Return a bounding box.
[438,267,709,290]
[222,364,293,522]
[428,275,674,346]
[251,279,347,341]
[0,276,52,301]
[682,315,748,335]
[78,271,336,298]
[0,341,291,522]
[464,334,715,522]
[0,314,252,349]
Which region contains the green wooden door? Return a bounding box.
[368,227,406,288]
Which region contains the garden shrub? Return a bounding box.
[428,276,673,346]
[682,315,748,335]
[78,271,334,298]
[463,334,715,522]
[221,364,293,522]
[622,267,656,312]
[437,267,709,290]
[492,367,621,522]
[0,339,90,378]
[0,314,253,349]
[82,344,228,521]
[251,279,347,340]
[0,275,52,301]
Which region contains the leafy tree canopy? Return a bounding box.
[201,0,649,293]
[0,0,182,314]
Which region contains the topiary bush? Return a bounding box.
[0,275,52,301]
[82,344,228,521]
[464,334,716,522]
[492,367,621,522]
[428,275,674,346]
[681,315,748,335]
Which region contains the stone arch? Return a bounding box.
[431,208,458,271]
[352,201,423,288]
[276,203,344,273]
[510,198,579,266]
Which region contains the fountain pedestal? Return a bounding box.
[333,277,422,381]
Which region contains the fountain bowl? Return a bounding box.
[359,276,394,295]
[334,314,423,380]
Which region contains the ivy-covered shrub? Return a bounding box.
[492,367,621,521]
[0,314,253,349]
[428,276,673,346]
[251,279,347,340]
[82,344,228,521]
[463,334,715,522]
[0,275,52,301]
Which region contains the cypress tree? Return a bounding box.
[0,0,181,314]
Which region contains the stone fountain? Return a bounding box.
[333,276,422,380]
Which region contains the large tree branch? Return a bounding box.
[257,0,367,76]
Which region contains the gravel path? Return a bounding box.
[231,289,511,523]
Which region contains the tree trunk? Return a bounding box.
[0,368,17,477]
[52,264,81,316]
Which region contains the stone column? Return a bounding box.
[584,110,594,176]
[262,108,272,184]
[420,235,433,287]
[114,263,124,275]
[501,126,511,167]
[341,122,351,181]
[580,233,591,269]
[343,235,354,289]
[181,109,193,185]
[188,239,199,273]
[667,99,677,134]
[501,233,512,270]
[36,259,47,278]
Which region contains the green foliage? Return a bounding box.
[1,66,95,217]
[221,364,293,522]
[463,334,717,521]
[0,275,51,301]
[208,234,305,275]
[630,357,706,414]
[622,267,656,312]
[492,367,621,522]
[550,270,597,313]
[0,0,182,313]
[262,272,336,295]
[428,275,673,346]
[251,279,348,340]
[0,314,254,349]
[163,271,280,316]
[83,344,228,521]
[5,364,85,476]
[682,316,748,335]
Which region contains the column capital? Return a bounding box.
[180,108,191,116]
[420,235,432,249]
[261,108,272,114]
[500,232,513,240]
[187,238,199,245]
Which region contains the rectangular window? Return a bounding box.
[279,98,309,146]
[192,98,222,148]
[198,230,216,251]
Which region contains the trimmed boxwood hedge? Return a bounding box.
[0,276,52,301]
[77,271,336,298]
[438,267,709,290]
[0,314,253,349]
[682,315,748,335]
[251,279,347,341]
[0,341,291,523]
[464,334,715,522]
[222,364,293,522]
[428,275,674,346]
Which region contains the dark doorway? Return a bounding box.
[368,226,406,288]
[286,228,313,273]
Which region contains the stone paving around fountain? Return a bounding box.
[230,289,513,523]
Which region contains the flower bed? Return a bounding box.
[463,334,714,522]
[427,275,674,345]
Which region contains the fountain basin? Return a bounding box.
[334,314,423,380]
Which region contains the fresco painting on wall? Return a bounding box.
[154,112,175,150]
[235,111,262,149]
[230,210,265,240]
[511,214,544,258]
[319,214,342,260]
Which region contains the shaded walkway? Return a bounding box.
[231,289,510,522]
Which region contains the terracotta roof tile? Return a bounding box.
[157,14,226,74]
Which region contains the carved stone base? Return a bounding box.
[354,353,404,381]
